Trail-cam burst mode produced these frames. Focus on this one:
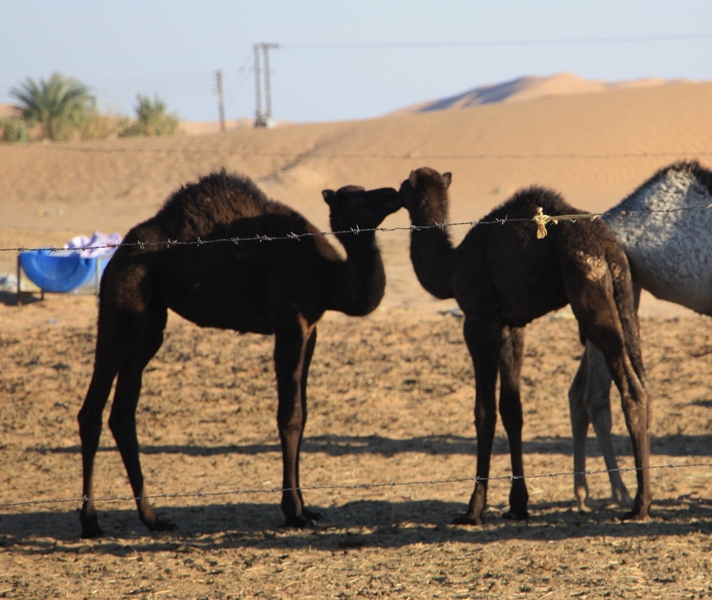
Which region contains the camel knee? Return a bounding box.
[498,392,522,427]
[277,407,305,436]
[107,403,137,441]
[588,397,613,430]
[107,409,122,436]
[77,407,100,435]
[474,411,497,436]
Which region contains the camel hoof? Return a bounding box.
[578,496,601,513]
[612,491,634,510]
[620,509,650,522]
[452,514,483,526]
[303,508,322,522]
[79,512,104,539]
[146,516,177,532]
[80,523,105,539]
[282,510,322,528]
[281,517,315,529]
[502,509,529,521]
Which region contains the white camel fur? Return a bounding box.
[570,160,712,511]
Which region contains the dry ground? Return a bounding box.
[1,293,711,599]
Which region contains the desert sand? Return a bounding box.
[1,77,712,598]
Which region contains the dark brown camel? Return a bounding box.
[77,170,400,538]
[399,167,651,525]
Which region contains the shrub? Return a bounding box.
[0,117,30,142]
[75,110,127,140]
[119,94,181,137]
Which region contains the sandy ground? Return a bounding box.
[1,80,712,598]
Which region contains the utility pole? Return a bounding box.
[215,69,226,132]
[253,42,279,127]
[262,43,278,124]
[253,44,263,127]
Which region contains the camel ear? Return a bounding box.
[322,189,335,205]
[408,170,418,189]
[443,172,452,189]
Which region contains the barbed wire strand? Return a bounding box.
[1,462,710,511]
[5,203,712,255]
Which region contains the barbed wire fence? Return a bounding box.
[2,202,712,513]
[3,149,712,516]
[2,462,711,512]
[4,202,712,256]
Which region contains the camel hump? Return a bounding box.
[121,169,312,247]
[486,185,573,223]
[602,160,712,308]
[160,169,282,221]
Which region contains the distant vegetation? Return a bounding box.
[0,116,30,142]
[1,72,182,142]
[118,94,180,138]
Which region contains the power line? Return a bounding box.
[279,32,712,50]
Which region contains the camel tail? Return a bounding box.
[608,250,646,382]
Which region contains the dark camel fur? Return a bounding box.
[77,170,400,538]
[399,167,651,525]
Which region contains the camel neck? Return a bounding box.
[328,231,386,316]
[409,226,456,300]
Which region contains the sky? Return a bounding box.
[3,0,712,124]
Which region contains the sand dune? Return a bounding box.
[393,72,685,113]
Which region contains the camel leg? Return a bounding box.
[568,346,596,511]
[274,318,318,527]
[581,283,643,510]
[584,341,633,508]
[568,281,650,520]
[596,348,649,519]
[454,315,503,525]
[107,305,171,532]
[498,326,529,520]
[569,342,632,511]
[294,327,319,522]
[78,344,124,538]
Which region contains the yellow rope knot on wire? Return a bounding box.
[532,206,599,239]
[532,207,557,239]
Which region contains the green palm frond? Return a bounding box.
[9,72,94,140]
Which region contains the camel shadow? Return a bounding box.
[690,398,712,408]
[3,496,711,554]
[44,432,712,459]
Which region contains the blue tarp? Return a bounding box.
[19,249,114,293]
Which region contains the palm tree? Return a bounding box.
[10,73,94,141]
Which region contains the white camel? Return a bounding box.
[569,160,712,511]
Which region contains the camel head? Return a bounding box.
[322,185,401,232]
[399,167,452,222]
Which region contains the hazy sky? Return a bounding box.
[3,1,712,124]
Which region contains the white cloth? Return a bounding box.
[64,231,122,258]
